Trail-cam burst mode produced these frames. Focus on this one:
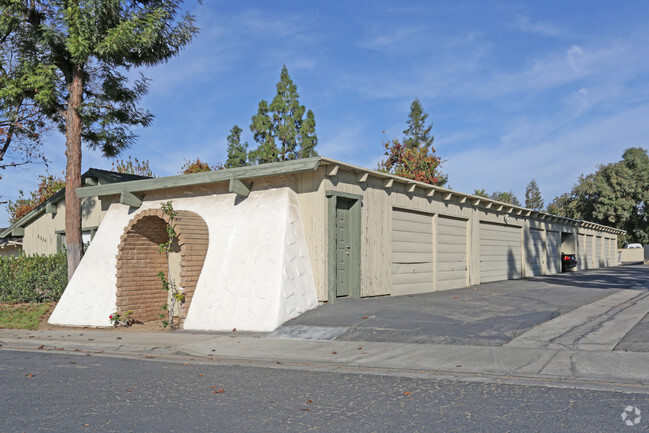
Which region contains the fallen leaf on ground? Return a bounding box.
[403,391,411,396]
[232,328,237,332]
[331,351,337,355]
[25,373,34,378]
[37,345,44,349]
[358,347,362,350]
[300,408,311,411]
[453,296,459,299]
[306,400,313,404]
[198,374,203,377]
[362,315,368,319]
[212,388,225,394]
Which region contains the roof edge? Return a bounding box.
[75,157,322,198]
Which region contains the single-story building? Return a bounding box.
[49,157,624,331]
[0,169,150,256]
[0,232,22,257]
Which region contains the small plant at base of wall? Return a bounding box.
[109,310,134,327]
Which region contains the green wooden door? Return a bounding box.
[335,198,354,297]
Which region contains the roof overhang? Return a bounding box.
[67,155,625,237]
[76,157,322,200]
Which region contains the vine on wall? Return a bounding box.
[157,201,185,328]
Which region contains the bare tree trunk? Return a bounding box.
[65,64,84,280]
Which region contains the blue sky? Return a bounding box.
[3,0,649,226]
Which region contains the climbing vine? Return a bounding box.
[157,201,185,328]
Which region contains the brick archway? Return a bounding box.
[115,209,209,325]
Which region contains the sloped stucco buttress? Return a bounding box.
[49,187,318,331]
[183,187,318,331]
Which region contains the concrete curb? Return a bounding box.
[1,328,648,392]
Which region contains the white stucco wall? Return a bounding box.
[49,187,319,331]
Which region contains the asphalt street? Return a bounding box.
[1,350,648,433]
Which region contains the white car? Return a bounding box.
[626,243,643,249]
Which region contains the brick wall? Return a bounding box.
[115,209,209,325]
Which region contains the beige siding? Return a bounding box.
[296,164,621,299]
[295,169,328,300]
[22,196,108,256]
[437,216,467,290]
[391,208,433,295]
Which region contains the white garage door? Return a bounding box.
[546,230,561,274]
[596,236,603,267]
[391,209,433,296]
[526,228,544,277]
[586,235,594,269]
[437,216,467,291]
[479,222,522,283]
[577,234,586,270]
[607,238,616,266]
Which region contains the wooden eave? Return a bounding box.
[76,157,322,199]
[318,157,624,235]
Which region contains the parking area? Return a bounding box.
[270,265,649,349]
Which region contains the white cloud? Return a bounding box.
[512,15,565,38]
[444,104,649,203]
[357,26,422,51]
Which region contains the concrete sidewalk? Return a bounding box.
[1,327,649,392]
[1,265,648,392]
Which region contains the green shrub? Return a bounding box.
[0,253,68,303]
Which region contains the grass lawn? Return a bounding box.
[0,303,53,330]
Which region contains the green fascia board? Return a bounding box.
[76,157,322,199]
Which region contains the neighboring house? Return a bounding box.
[49,157,624,332]
[0,230,22,257]
[0,169,150,256]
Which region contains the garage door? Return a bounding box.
[437,216,467,291]
[391,209,433,295]
[526,228,544,277]
[577,234,586,270]
[586,235,594,269]
[607,238,615,266]
[546,230,561,274]
[596,236,603,267]
[479,222,522,283]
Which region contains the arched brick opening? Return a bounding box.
[115,209,209,325]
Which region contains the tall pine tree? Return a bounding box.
[525,179,544,210]
[0,1,198,278]
[225,125,249,168]
[378,97,446,186]
[403,98,434,150]
[248,66,317,164]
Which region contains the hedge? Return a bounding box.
[0,253,68,303]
